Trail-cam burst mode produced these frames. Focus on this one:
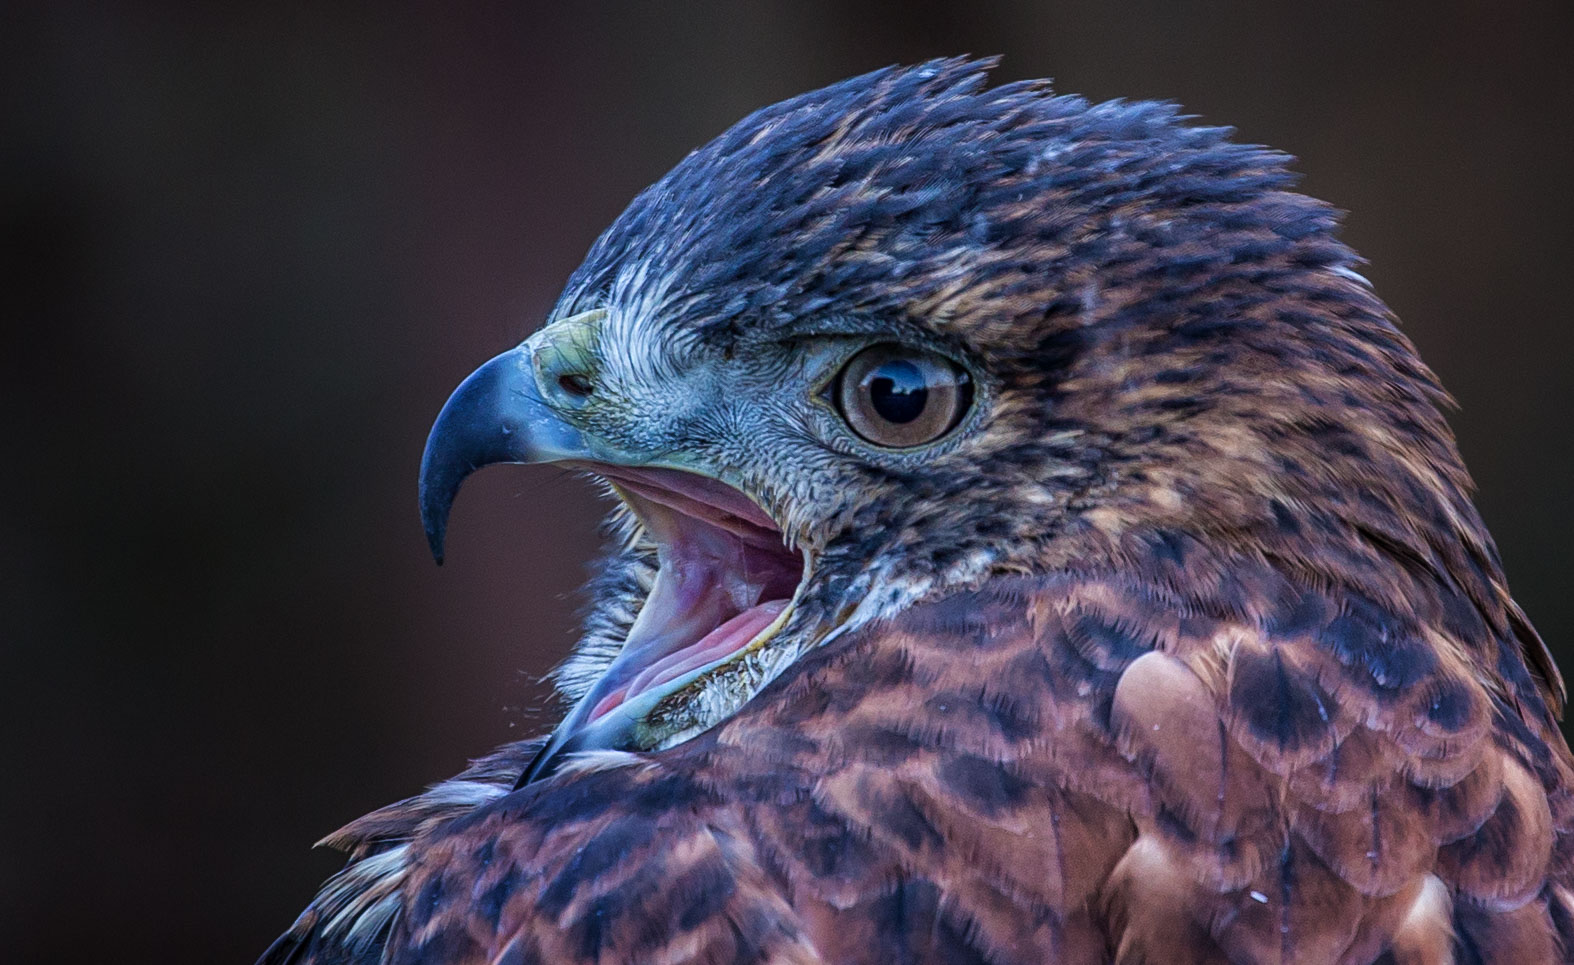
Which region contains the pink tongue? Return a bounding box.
[592,599,788,724]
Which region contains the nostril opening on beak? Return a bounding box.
[557,372,596,398]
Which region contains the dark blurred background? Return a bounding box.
[3,1,1570,961]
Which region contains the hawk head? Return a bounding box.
[419,58,1558,784]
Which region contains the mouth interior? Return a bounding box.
[583,466,804,726]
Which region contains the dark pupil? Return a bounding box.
[867,360,929,424]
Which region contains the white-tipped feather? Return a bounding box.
[297,774,515,954]
[316,846,411,952]
[555,748,655,777]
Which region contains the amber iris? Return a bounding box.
[836,344,972,448]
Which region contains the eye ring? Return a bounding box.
[833,344,973,449]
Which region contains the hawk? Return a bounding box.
[262,59,1574,964]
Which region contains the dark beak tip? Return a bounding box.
[417,453,457,566]
[417,344,588,567]
[416,347,538,568]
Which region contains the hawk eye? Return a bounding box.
[834,344,973,448]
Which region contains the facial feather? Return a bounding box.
[265,59,1573,965]
[539,57,1557,736]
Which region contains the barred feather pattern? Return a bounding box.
[260,58,1574,964]
[261,563,1574,964]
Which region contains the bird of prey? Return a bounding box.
[262,59,1574,964]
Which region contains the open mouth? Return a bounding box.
[571,465,806,734]
[414,337,811,783]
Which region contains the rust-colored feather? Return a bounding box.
[262,60,1574,964]
[264,575,1574,963]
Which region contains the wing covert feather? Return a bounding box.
[264,572,1573,964]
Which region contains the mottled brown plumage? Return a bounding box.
[264,60,1573,963]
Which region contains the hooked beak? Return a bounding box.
[420,306,611,563]
[418,344,588,564]
[418,317,805,787]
